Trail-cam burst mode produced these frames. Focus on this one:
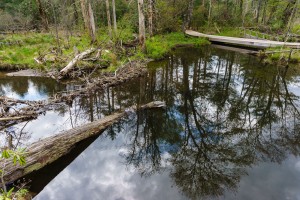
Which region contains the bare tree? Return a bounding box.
[184,0,195,30]
[138,0,146,50]
[105,0,112,38]
[80,0,96,43]
[208,0,212,26]
[112,0,117,34]
[148,0,154,36]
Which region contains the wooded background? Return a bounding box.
[1,0,299,34]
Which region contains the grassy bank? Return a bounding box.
[145,33,210,59]
[0,32,94,70]
[0,31,209,71]
[261,47,300,65]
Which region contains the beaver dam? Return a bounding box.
[1,46,300,200]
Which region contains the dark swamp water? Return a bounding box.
[1,46,300,200]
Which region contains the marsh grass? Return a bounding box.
[0,30,209,71]
[263,47,300,64]
[145,32,210,59]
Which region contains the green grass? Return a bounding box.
[263,47,300,64]
[145,32,210,59]
[0,33,54,69]
[0,31,112,70]
[217,27,243,37]
[0,30,209,71]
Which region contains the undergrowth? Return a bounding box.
[0,30,209,71]
[145,32,210,59]
[262,47,300,64]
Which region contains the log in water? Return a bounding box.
[0,101,166,184]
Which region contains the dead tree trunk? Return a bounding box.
[112,0,117,34]
[36,0,49,31]
[148,0,154,36]
[59,48,96,77]
[105,0,112,38]
[184,0,195,30]
[0,101,166,184]
[72,0,79,26]
[138,0,146,51]
[208,0,212,26]
[256,0,262,23]
[80,0,96,43]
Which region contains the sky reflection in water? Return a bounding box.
[3,47,300,200]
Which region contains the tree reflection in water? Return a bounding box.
[4,47,300,200]
[117,47,300,199]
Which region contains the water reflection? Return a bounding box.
[7,47,300,199]
[0,76,65,100]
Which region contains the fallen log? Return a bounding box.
[59,48,96,77]
[0,101,166,184]
[0,61,147,130]
[0,116,37,122]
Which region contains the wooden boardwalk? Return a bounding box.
[185,30,300,49]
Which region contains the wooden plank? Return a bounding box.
[185,30,300,49]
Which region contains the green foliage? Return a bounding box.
[145,32,209,59]
[0,148,27,200]
[217,28,243,37]
[263,47,300,64]
[0,187,14,200]
[292,24,300,34]
[1,148,26,166]
[15,189,29,199]
[155,0,185,33]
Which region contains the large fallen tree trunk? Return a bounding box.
[59,47,96,77]
[0,101,165,184]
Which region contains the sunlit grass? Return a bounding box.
[145,32,210,59]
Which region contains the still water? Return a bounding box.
[2,46,300,200]
[0,75,65,100]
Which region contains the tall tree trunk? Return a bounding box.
[88,3,96,42]
[138,0,146,50]
[283,0,298,28]
[285,0,299,39]
[256,0,262,23]
[239,0,243,16]
[72,0,79,26]
[105,0,112,38]
[267,2,278,24]
[80,0,96,43]
[208,0,212,26]
[148,0,154,36]
[36,0,49,31]
[112,0,117,34]
[184,0,195,30]
[261,0,268,25]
